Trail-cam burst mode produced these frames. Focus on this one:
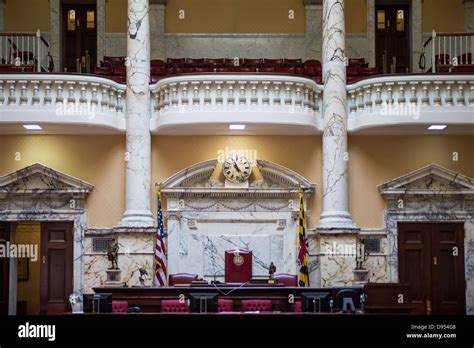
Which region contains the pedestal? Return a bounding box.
[106,269,122,287]
[353,269,369,285]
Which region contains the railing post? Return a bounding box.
[36,29,41,72]
[432,30,437,73]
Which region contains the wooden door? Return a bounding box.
[62,3,97,72]
[375,5,410,73]
[40,222,73,315]
[398,223,465,315]
[0,222,10,315]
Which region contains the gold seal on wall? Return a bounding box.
[233,254,244,266]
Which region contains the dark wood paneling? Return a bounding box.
[40,222,73,315]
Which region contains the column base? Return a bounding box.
[117,210,154,228]
[317,211,359,231]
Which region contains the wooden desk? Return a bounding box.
[93,284,333,313]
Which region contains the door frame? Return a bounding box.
[49,0,105,72]
[367,0,423,72]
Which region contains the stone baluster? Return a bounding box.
[19,81,28,105]
[215,81,223,107]
[43,81,52,105]
[67,82,76,104]
[456,82,466,106]
[445,82,454,106]
[262,81,270,106]
[116,90,124,112]
[250,81,258,106]
[180,82,189,107]
[90,83,99,109]
[203,81,211,106]
[170,83,179,108]
[191,82,200,107]
[364,85,373,111]
[433,82,442,106]
[397,82,406,105]
[284,82,293,107]
[79,82,88,105]
[421,82,430,106]
[374,83,383,109]
[226,81,235,107]
[348,90,357,114]
[31,81,40,105]
[273,82,281,107]
[7,80,16,105]
[0,81,4,105]
[356,88,364,110]
[295,83,303,109]
[238,81,247,107]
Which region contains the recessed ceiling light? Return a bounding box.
[428,125,447,130]
[229,124,245,130]
[23,124,42,130]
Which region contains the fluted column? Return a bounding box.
[318,0,356,231]
[118,0,154,227]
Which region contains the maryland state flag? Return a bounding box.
[297,191,310,287]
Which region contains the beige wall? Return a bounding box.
[106,0,127,33]
[15,222,41,315]
[151,135,323,227]
[349,135,474,228]
[422,0,465,32]
[346,0,366,33]
[0,135,126,228]
[4,0,50,32]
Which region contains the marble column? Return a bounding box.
[118,0,154,227]
[318,0,357,231]
[304,0,323,61]
[150,0,166,60]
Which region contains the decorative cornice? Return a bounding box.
[160,159,218,188]
[256,159,315,192]
[378,164,474,197]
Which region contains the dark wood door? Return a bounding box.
[375,5,410,73]
[40,222,73,315]
[0,222,10,315]
[62,3,97,72]
[398,223,465,315]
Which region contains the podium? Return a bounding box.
[224,249,252,283]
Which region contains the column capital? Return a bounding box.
[304,0,322,6]
[150,0,167,5]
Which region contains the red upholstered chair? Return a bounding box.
[151,66,174,77]
[241,299,272,313]
[160,299,189,313]
[294,300,302,313]
[194,66,213,73]
[296,66,317,77]
[215,67,234,73]
[234,67,256,73]
[103,56,125,67]
[207,58,225,68]
[218,299,234,312]
[284,58,303,67]
[263,58,284,67]
[151,59,166,67]
[346,66,359,77]
[113,67,126,76]
[186,58,207,67]
[92,66,113,76]
[112,301,128,313]
[168,273,199,286]
[111,76,126,84]
[435,54,450,66]
[303,59,321,69]
[223,58,238,67]
[457,53,472,65]
[242,58,263,68]
[258,67,275,73]
[273,274,297,287]
[167,58,186,67]
[175,67,195,74]
[359,67,380,76]
[348,58,367,67]
[275,66,296,74]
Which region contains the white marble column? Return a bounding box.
[118,0,154,227]
[318,0,357,231]
[150,0,166,60]
[304,0,323,61]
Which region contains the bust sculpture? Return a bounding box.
[268,261,276,279]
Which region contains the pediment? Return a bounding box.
[0,163,94,195]
[378,164,474,196]
[159,159,315,197]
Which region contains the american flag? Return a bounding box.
[155,192,168,287]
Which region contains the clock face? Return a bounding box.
[223,154,252,183]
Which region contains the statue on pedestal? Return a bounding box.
[107,240,119,270]
[268,262,276,279]
[356,238,369,270]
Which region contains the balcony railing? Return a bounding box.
[0,31,53,72]
[150,74,323,133]
[347,74,474,132]
[0,74,126,131]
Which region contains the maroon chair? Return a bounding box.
[167,58,186,68]
[457,53,472,65]
[151,66,175,77]
[223,58,238,67]
[194,66,213,73]
[263,58,284,68]
[218,299,233,312]
[111,76,126,84]
[92,66,113,76]
[207,58,225,68]
[174,67,196,74]
[258,67,275,73]
[241,299,272,313]
[435,54,450,66]
[234,67,256,73]
[186,58,207,67]
[294,300,302,313]
[348,58,367,67]
[215,67,234,73]
[273,274,297,287]
[296,66,317,77]
[284,58,303,67]
[103,56,125,67]
[151,59,166,67]
[112,301,128,313]
[242,58,262,68]
[359,67,380,76]
[303,59,322,68]
[168,273,199,286]
[347,66,359,77]
[452,65,474,73]
[275,67,296,74]
[113,67,126,76]
[160,299,189,313]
